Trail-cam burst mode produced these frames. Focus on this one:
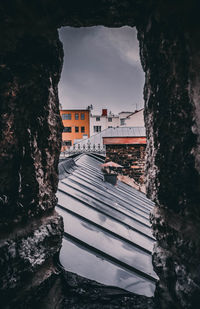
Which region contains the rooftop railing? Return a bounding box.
[60,144,106,158]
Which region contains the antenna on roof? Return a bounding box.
[87,104,93,111]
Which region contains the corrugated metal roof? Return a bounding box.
[71,127,146,150]
[56,153,157,298]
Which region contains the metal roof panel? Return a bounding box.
[56,153,157,298]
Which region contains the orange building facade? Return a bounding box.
[60,109,90,151]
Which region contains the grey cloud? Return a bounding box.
[58,26,144,114]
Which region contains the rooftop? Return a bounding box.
[56,153,157,298]
[72,127,146,150]
[126,108,144,118]
[60,109,90,112]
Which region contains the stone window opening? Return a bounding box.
[57,21,200,309]
[2,4,199,308]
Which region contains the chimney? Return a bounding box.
[102,109,107,117]
[101,161,122,185]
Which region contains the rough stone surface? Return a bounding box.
[0,1,200,308]
[60,271,155,309]
[0,29,63,226]
[0,11,64,307]
[0,211,63,307]
[137,3,200,308]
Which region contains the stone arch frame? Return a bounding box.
[0,1,200,308]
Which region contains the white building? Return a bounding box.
[119,108,144,127]
[90,109,120,135]
[89,108,144,137]
[71,126,146,151]
[118,111,133,122]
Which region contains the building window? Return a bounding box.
[75,113,79,120]
[94,126,101,133]
[120,119,125,125]
[62,113,71,120]
[63,140,72,146]
[108,117,112,122]
[96,116,100,121]
[63,127,72,132]
[108,126,112,128]
[81,126,85,133]
[81,113,85,120]
[75,126,79,133]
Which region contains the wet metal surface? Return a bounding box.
[57,154,158,297]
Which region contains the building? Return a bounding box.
[90,109,120,135]
[68,126,146,185]
[119,108,144,127]
[60,108,144,152]
[60,109,90,150]
[118,111,133,126]
[71,126,146,152]
[103,133,146,185]
[90,108,144,135]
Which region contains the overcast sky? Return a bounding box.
[58,26,144,114]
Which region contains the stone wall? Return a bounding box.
[0,1,200,308]
[105,144,146,184]
[137,3,200,308]
[0,24,64,308]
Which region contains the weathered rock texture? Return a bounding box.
[105,144,146,184]
[0,16,64,308]
[60,271,155,309]
[137,4,200,308]
[0,1,200,308]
